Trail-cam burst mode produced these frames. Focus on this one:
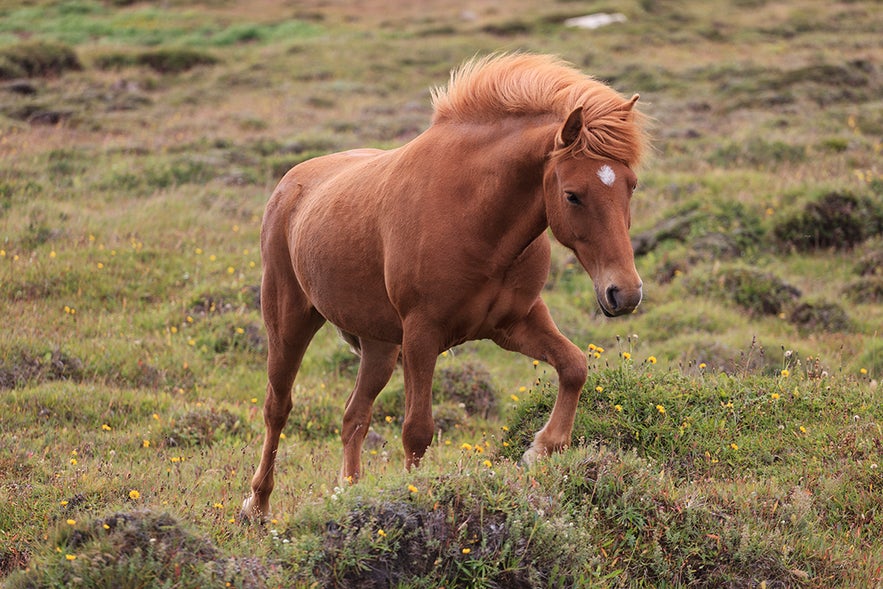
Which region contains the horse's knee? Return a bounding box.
[558,347,588,392]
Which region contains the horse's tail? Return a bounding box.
[338,329,362,357]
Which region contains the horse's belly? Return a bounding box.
[291,222,403,344]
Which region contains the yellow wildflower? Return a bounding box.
[655,405,666,415]
[129,490,141,500]
[407,485,418,494]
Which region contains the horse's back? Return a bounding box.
[263,147,405,343]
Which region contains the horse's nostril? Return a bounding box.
[606,286,619,311]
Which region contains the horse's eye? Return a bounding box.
[565,191,581,205]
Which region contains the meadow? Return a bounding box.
[0,0,881,586]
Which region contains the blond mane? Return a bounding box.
[431,53,648,167]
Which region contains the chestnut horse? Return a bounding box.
[242,53,648,519]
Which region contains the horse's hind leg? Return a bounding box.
[241,283,325,521]
[340,338,400,483]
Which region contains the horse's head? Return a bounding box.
[544,106,642,317]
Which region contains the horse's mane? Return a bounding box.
[431,53,648,167]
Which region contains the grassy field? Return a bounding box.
[1,0,881,586]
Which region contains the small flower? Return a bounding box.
[595,386,604,393]
[462,548,471,555]
[143,440,150,448]
[622,352,631,360]
[771,393,780,400]
[647,356,657,364]
[65,554,77,561]
[385,415,394,423]
[501,425,509,432]
[532,360,540,367]
[460,443,473,452]
[596,346,605,354]
[799,426,807,434]
[70,458,77,465]
[699,363,707,370]
[614,404,623,412]
[730,443,739,451]
[377,529,387,537]
[510,394,519,402]
[213,502,224,509]
[66,519,76,526]
[780,369,790,378]
[474,445,484,454]
[101,424,112,431]
[103,523,110,530]
[860,368,868,375]
[407,485,419,494]
[483,460,492,468]
[251,397,258,404]
[655,404,666,415]
[129,490,141,500]
[60,500,68,507]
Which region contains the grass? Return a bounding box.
[1,0,882,586]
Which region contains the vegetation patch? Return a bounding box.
[0,41,81,80]
[94,47,219,74]
[788,300,852,332]
[0,348,83,390]
[687,266,801,316]
[4,510,270,589]
[162,407,250,448]
[773,192,883,251]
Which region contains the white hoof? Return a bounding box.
[239,495,264,523]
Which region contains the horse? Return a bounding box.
[241,53,648,520]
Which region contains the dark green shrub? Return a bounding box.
[163,407,247,447]
[97,48,219,74]
[773,192,883,251]
[788,301,851,332]
[0,41,81,80]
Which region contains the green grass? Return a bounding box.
[1,0,882,586]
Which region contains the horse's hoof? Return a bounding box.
[521,444,541,467]
[239,495,266,524]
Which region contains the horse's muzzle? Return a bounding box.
[599,284,642,317]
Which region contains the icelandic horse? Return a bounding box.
[242,53,648,519]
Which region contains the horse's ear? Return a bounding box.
[623,94,639,111]
[557,106,584,148]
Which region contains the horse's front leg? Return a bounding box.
[400,322,440,469]
[492,299,588,464]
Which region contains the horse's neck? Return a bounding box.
[422,115,554,218]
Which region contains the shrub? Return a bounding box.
[773,192,883,251]
[688,266,800,316]
[4,510,269,589]
[788,301,852,332]
[95,48,219,74]
[0,41,81,80]
[162,407,249,447]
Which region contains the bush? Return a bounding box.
[163,407,249,447]
[95,48,219,74]
[0,41,81,80]
[773,192,883,251]
[788,301,852,332]
[4,510,269,589]
[688,266,800,316]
